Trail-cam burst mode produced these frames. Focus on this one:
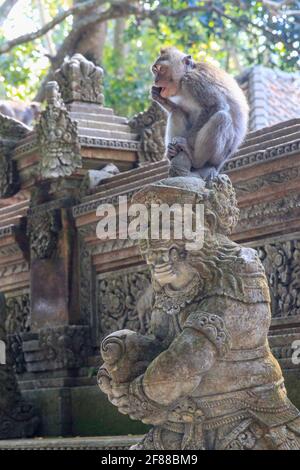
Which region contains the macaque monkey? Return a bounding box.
[0,100,41,126]
[151,47,249,178]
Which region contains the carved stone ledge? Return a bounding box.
[0,225,15,238]
[73,190,136,217]
[79,135,140,151]
[225,139,300,172]
[234,167,300,197]
[237,193,300,231]
[22,325,91,372]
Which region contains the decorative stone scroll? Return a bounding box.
[128,102,166,163]
[0,293,39,438]
[55,53,104,105]
[36,81,82,179]
[98,175,300,450]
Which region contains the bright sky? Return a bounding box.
[3,0,37,40]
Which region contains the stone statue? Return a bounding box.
[0,292,39,438]
[36,81,82,179]
[98,175,300,450]
[55,53,104,105]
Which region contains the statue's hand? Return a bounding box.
[103,376,168,425]
[97,370,131,411]
[97,365,116,400]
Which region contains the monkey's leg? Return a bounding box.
[192,110,235,171]
[165,108,189,145]
[169,151,193,177]
[168,137,193,177]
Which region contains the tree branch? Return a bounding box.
[0,0,290,56]
[0,0,19,27]
[0,0,105,54]
[262,0,300,16]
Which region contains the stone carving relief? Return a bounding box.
[98,175,300,450]
[36,81,82,178]
[78,238,93,325]
[0,114,29,197]
[237,192,300,231]
[55,53,104,104]
[234,167,300,196]
[257,240,300,318]
[27,208,61,260]
[5,293,30,374]
[0,292,39,438]
[38,325,90,369]
[5,293,30,335]
[128,102,166,163]
[97,269,152,339]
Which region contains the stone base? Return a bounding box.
[0,435,141,450]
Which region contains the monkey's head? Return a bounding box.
[152,47,195,98]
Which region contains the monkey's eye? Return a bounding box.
[152,64,166,74]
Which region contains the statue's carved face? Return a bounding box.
[145,244,198,291]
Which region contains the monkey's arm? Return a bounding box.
[151,86,184,114]
[183,68,229,111]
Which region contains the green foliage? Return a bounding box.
[104,0,300,116]
[0,0,299,116]
[0,0,71,101]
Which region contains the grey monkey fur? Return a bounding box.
[151,47,249,179]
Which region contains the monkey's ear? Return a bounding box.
[182,55,195,70]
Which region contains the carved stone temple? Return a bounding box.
[0,54,300,446]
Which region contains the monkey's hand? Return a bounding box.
[171,137,192,160]
[167,142,179,159]
[151,86,174,112]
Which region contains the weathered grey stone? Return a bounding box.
[36,81,82,179]
[0,114,30,197]
[0,292,39,438]
[55,54,104,105]
[128,102,167,164]
[98,175,300,450]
